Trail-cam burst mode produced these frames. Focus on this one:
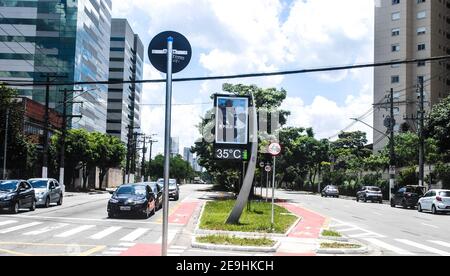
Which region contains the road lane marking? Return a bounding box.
[0,222,43,234]
[421,223,439,229]
[364,238,415,256]
[395,239,450,256]
[23,223,69,236]
[372,212,382,216]
[428,240,450,248]
[0,220,17,227]
[156,230,178,244]
[101,251,121,255]
[55,225,95,238]
[8,215,161,225]
[349,233,377,238]
[120,228,148,242]
[332,218,385,238]
[119,242,136,247]
[89,226,122,240]
[338,227,359,232]
[109,247,128,251]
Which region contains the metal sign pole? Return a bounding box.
[2,108,9,179]
[271,156,276,226]
[162,36,173,257]
[266,170,269,202]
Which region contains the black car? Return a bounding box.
[356,186,383,203]
[0,180,36,214]
[107,184,157,219]
[391,185,425,209]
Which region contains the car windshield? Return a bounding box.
[440,191,450,197]
[368,187,381,192]
[406,187,424,195]
[0,181,18,192]
[29,180,47,189]
[328,186,337,190]
[116,186,147,197]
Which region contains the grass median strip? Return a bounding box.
[199,200,298,233]
[197,235,276,247]
[320,242,361,249]
[322,230,342,237]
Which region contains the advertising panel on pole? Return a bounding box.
[213,94,251,162]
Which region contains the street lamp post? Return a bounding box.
[2,108,9,180]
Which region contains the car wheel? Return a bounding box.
[390,200,395,208]
[30,199,36,211]
[432,205,438,215]
[379,200,383,204]
[364,196,367,203]
[57,195,63,206]
[418,204,423,213]
[356,196,359,202]
[44,197,50,208]
[108,212,115,219]
[10,202,19,214]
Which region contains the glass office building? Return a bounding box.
[0,0,112,132]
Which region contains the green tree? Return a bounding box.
[0,85,37,178]
[90,132,126,190]
[426,96,450,162]
[148,154,195,183]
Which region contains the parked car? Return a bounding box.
[418,189,450,215]
[157,178,180,201]
[391,185,425,209]
[194,177,206,184]
[356,186,383,203]
[28,178,63,208]
[107,183,157,219]
[0,180,36,214]
[321,185,339,198]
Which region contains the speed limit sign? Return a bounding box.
[265,165,272,172]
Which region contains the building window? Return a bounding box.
[417,11,426,19]
[391,75,400,84]
[392,28,400,36]
[392,12,401,21]
[417,27,426,35]
[418,44,426,51]
[392,44,400,52]
[392,0,400,4]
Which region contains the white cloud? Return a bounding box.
[281,84,374,143]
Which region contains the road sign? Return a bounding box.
[259,162,265,168]
[148,31,192,74]
[268,143,282,156]
[265,165,272,172]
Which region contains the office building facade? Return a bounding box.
[107,19,143,142]
[0,0,112,133]
[373,0,450,152]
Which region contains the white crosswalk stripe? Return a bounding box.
[120,228,148,242]
[395,239,450,256]
[0,220,17,227]
[365,238,416,256]
[428,240,450,249]
[0,222,43,234]
[23,223,69,236]
[55,225,95,238]
[89,226,122,240]
[156,230,178,244]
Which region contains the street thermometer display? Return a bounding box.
[214,147,249,161]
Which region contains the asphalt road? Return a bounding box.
[0,184,208,256]
[273,189,450,256]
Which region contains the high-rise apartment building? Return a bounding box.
[107,19,143,142]
[170,137,180,157]
[374,0,450,152]
[0,0,112,133]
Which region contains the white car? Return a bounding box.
[418,189,450,215]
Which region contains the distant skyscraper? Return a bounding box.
[170,137,180,157]
[0,0,113,133]
[107,19,143,142]
[183,147,193,164]
[373,0,450,152]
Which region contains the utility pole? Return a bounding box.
[389,88,396,201]
[141,136,147,182]
[418,77,425,187]
[2,108,9,180]
[147,138,157,181]
[41,73,65,178]
[59,89,83,191]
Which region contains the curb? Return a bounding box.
[316,245,369,255]
[194,201,301,238]
[318,235,349,242]
[192,236,280,253]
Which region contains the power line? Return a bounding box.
[2,55,450,87]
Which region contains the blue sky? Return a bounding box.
[111,0,376,155]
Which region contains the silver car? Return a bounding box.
[28,179,63,208]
